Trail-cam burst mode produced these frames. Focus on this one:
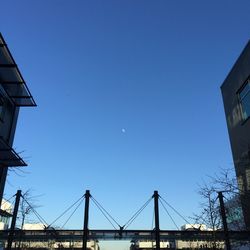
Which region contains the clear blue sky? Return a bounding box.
[1,1,250,230]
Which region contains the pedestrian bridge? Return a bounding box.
[1,229,250,242]
[3,190,250,250]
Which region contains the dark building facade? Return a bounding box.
[0,33,36,204]
[221,41,250,229]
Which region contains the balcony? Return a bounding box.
[0,137,27,167]
[0,33,36,107]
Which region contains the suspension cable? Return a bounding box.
[159,196,194,228]
[91,196,121,228]
[159,198,179,230]
[91,196,120,230]
[22,196,48,226]
[62,198,84,228]
[48,195,84,227]
[123,196,153,229]
[22,196,47,226]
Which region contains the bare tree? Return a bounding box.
[18,189,41,229]
[193,182,221,230]
[192,168,245,232]
[209,168,239,196]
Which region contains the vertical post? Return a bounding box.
[153,191,160,250]
[83,190,90,250]
[218,191,231,250]
[7,190,22,250]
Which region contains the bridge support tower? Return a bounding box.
[218,191,231,250]
[153,190,160,250]
[83,190,90,250]
[7,190,22,250]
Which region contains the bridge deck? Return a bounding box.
[1,229,250,242]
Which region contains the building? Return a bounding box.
[15,240,99,250]
[0,199,12,230]
[130,225,224,250]
[0,199,12,250]
[130,240,175,250]
[0,33,36,204]
[221,41,250,229]
[180,224,210,231]
[12,223,100,250]
[22,223,47,230]
[224,195,245,231]
[177,224,224,250]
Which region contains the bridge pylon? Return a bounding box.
[7,190,22,250]
[218,191,231,250]
[83,190,90,250]
[153,190,160,250]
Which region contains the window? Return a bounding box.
[239,79,250,121]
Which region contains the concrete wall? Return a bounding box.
[221,40,250,229]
